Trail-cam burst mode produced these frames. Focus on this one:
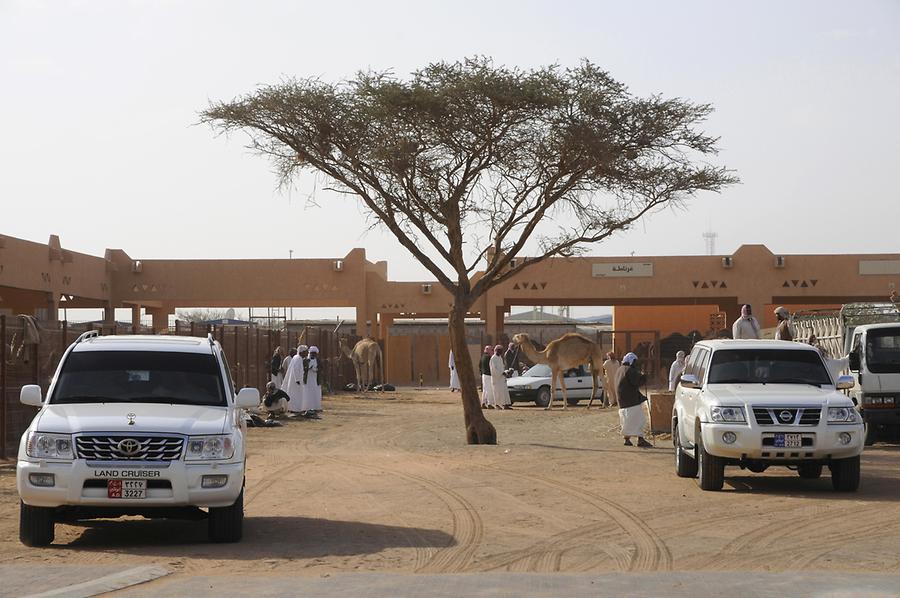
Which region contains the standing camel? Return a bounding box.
[338,337,385,392]
[512,332,604,410]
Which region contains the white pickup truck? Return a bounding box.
[672,340,863,492]
[16,332,259,546]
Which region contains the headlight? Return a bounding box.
[26,432,74,460]
[710,406,746,423]
[185,435,235,461]
[827,407,859,423]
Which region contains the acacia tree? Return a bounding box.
[202,58,737,444]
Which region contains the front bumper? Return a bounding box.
[508,388,538,403]
[17,459,244,509]
[701,422,864,461]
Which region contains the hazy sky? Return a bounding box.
[2,0,899,290]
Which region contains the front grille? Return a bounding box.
[753,407,821,426]
[75,436,184,461]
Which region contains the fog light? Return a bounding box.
[722,431,737,444]
[29,473,55,487]
[201,475,228,489]
[839,432,852,445]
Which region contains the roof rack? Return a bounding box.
[75,330,100,344]
[207,333,215,346]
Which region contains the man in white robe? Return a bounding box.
[732,304,761,339]
[668,350,686,391]
[302,346,323,417]
[490,345,512,409]
[448,350,461,391]
[282,344,307,413]
[602,352,621,407]
[617,352,652,447]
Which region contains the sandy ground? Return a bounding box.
[2,388,900,587]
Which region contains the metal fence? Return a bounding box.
[0,317,360,459]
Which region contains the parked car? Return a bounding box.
[16,332,259,546]
[506,364,602,407]
[672,340,863,492]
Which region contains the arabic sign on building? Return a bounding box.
[859,260,900,276]
[592,262,654,278]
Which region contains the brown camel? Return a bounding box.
[338,337,385,392]
[512,332,604,410]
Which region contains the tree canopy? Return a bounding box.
[202,58,737,443]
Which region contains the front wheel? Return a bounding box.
[208,489,244,542]
[20,501,55,547]
[534,386,551,408]
[697,431,725,491]
[674,424,698,478]
[830,456,860,492]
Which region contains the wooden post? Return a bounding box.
[61,320,68,354]
[1,315,7,460]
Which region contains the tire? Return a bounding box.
[797,463,823,479]
[674,424,698,478]
[534,386,551,408]
[20,501,54,547]
[208,489,244,543]
[697,431,725,491]
[830,456,860,492]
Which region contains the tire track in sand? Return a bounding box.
[484,466,672,572]
[319,455,484,573]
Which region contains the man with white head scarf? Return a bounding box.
[732,304,761,339]
[282,344,308,413]
[302,346,323,417]
[617,352,652,447]
[490,344,512,409]
[448,350,460,392]
[480,345,495,408]
[668,350,687,391]
[774,306,793,341]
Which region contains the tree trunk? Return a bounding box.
[449,301,497,445]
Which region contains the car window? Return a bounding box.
[523,364,552,378]
[865,327,900,374]
[707,349,831,386]
[50,351,226,406]
[683,350,702,378]
[696,349,711,383]
[218,349,236,396]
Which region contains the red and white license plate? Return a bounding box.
[107,479,147,499]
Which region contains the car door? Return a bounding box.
[680,348,709,445]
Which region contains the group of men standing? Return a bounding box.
[263,344,323,418]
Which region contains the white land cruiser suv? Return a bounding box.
[16,332,259,546]
[673,340,863,492]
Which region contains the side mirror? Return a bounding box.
[680,374,702,390]
[835,375,855,390]
[20,385,44,407]
[235,387,260,409]
[848,351,860,371]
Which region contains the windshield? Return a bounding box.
[866,327,900,374]
[50,351,226,406]
[707,349,832,386]
[522,364,551,378]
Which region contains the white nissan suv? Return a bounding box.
[16,332,259,546]
[673,340,863,492]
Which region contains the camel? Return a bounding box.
[512,332,605,410]
[338,337,385,392]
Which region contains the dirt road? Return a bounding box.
[2,389,899,582]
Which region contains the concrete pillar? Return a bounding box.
[148,308,170,333]
[355,305,369,337]
[378,313,394,385]
[131,305,142,333]
[46,293,59,321]
[103,302,116,325]
[484,305,505,344]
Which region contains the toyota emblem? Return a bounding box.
[779,410,793,423]
[117,438,141,456]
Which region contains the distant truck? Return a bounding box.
[792,302,900,445]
